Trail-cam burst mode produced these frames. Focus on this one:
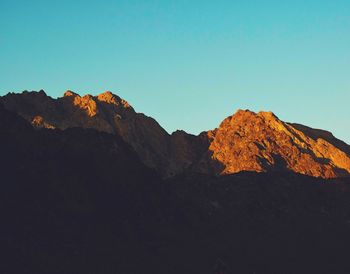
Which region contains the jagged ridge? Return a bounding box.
[200,109,350,178]
[1,90,349,179]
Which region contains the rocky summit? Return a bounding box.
[0,90,171,174]
[1,90,350,179]
[199,109,350,178]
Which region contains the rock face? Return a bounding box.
[3,101,350,274]
[0,90,172,174]
[198,110,350,178]
[1,90,350,179]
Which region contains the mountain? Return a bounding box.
[0,90,172,173]
[1,90,350,179]
[2,92,350,273]
[197,110,350,178]
[0,103,179,274]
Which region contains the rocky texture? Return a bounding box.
[2,102,350,273]
[1,90,350,179]
[31,115,55,129]
[0,104,173,274]
[199,110,350,178]
[1,90,172,174]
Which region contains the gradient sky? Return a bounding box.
[1,0,349,143]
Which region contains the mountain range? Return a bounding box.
[1,90,349,179]
[1,90,350,274]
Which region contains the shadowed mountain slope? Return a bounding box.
[0,90,172,173]
[2,102,350,273]
[0,103,180,273]
[1,90,350,179]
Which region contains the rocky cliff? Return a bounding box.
[198,110,350,178]
[1,90,349,178]
[1,90,172,174]
[2,92,350,273]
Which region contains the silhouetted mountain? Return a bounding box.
[0,103,180,273]
[1,92,350,273]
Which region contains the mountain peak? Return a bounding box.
[220,109,281,133]
[0,91,349,179]
[96,91,129,107]
[97,90,116,102]
[232,109,278,119]
[205,108,350,178]
[233,109,256,117]
[257,110,278,119]
[61,90,133,111]
[100,90,114,97]
[63,90,79,97]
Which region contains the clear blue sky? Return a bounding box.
[1,0,349,143]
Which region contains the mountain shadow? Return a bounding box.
[2,90,350,179]
[2,93,350,273]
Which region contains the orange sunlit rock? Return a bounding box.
[96,91,132,109]
[1,90,349,179]
[203,109,350,178]
[31,115,55,129]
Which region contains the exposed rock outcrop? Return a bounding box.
[198,110,350,178]
[1,90,172,174]
[3,101,350,274]
[1,90,350,178]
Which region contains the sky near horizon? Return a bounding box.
[1,1,349,143]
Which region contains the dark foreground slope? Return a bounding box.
[0,104,179,274]
[169,173,350,274]
[1,105,350,274]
